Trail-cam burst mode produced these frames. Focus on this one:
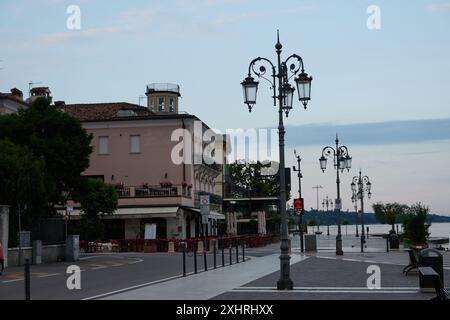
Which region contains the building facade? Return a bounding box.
[0,88,28,114]
[60,84,225,240]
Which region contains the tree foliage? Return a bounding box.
[403,203,430,246]
[372,202,408,232]
[74,178,118,218]
[0,139,47,246]
[0,97,93,208]
[228,160,280,198]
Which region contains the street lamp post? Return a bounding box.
[293,149,304,253]
[351,170,372,253]
[322,196,333,236]
[352,188,359,237]
[319,134,352,255]
[241,31,312,290]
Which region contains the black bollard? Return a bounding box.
[386,237,389,253]
[203,250,207,271]
[24,259,30,300]
[229,245,232,265]
[221,240,225,267]
[213,243,217,269]
[236,241,239,263]
[242,239,245,261]
[194,243,198,274]
[182,242,186,277]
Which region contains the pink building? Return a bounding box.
[61,84,225,240]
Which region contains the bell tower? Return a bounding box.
[146,83,180,114]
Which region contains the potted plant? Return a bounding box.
[160,180,173,187]
[402,203,430,250]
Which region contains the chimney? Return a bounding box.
[10,88,23,101]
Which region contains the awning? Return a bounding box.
[210,211,226,220]
[69,207,180,219]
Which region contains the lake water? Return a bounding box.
[307,222,450,238]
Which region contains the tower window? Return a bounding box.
[158,97,165,112]
[149,97,155,112]
[169,97,175,113]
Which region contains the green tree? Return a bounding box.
[402,203,430,247]
[228,160,281,199]
[372,202,408,233]
[0,139,47,246]
[73,178,118,241]
[0,97,93,209]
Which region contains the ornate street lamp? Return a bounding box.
[241,31,312,290]
[293,149,304,253]
[241,76,259,112]
[319,134,352,255]
[351,170,372,253]
[351,189,359,237]
[322,195,333,236]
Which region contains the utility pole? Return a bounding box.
[312,185,323,211]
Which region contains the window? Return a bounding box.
[158,96,165,112]
[149,97,154,112]
[99,136,109,154]
[130,135,140,153]
[169,97,175,113]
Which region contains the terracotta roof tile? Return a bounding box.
[58,102,153,121]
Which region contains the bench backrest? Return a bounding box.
[408,249,418,263]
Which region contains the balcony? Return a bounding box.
[115,184,192,198]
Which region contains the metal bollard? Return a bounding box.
[221,241,225,267]
[182,242,187,277]
[24,259,30,300]
[213,244,217,269]
[204,250,207,271]
[194,243,198,274]
[242,240,245,262]
[386,237,389,253]
[229,245,232,265]
[236,241,239,263]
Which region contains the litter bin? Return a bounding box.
[389,233,400,249]
[419,248,444,283]
[304,234,317,252]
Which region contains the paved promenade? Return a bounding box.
[100,235,449,300]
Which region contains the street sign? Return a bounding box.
[199,195,210,206]
[200,194,210,222]
[66,206,73,214]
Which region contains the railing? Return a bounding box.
[146,83,180,94]
[115,184,192,198]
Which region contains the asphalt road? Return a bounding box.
[0,249,245,300]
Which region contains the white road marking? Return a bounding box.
[82,274,183,300]
[82,260,248,300]
[230,289,419,294]
[236,286,420,290]
[2,279,23,283]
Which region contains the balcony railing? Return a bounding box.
[115,184,192,198]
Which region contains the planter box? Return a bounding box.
[144,243,157,253]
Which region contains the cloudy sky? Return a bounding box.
[1,0,450,214]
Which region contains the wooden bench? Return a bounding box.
[418,266,450,300]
